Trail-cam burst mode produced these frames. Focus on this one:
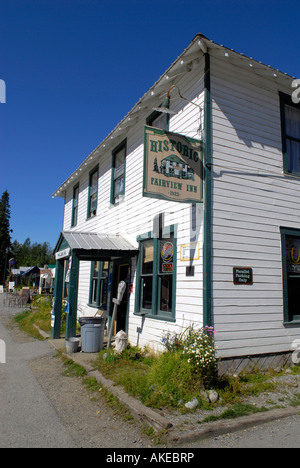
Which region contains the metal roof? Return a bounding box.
[61,231,138,253]
[52,33,296,198]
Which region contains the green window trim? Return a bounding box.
[111,139,127,205]
[88,261,110,309]
[280,226,300,327]
[87,166,99,219]
[134,225,177,322]
[146,109,170,131]
[279,92,300,176]
[71,183,79,227]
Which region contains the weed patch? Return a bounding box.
[201,403,269,423]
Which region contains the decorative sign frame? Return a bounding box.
[143,126,203,204]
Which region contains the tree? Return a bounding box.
[0,190,12,283]
[11,238,55,267]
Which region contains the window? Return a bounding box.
[87,167,98,218]
[135,227,176,320]
[280,93,300,175]
[111,140,126,204]
[146,110,169,131]
[140,239,154,310]
[281,227,300,325]
[89,261,110,308]
[71,184,79,227]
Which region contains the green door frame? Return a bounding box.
[51,258,64,339]
[51,252,79,339]
[109,258,131,335]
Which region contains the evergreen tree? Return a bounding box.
[0,190,12,283]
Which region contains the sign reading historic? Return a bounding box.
[143,126,203,203]
[233,267,253,285]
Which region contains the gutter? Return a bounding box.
[203,52,212,327]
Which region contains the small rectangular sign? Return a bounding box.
[233,267,253,285]
[55,247,71,260]
[180,243,200,262]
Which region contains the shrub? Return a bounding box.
[183,326,217,387]
[144,351,198,407]
[162,325,217,388]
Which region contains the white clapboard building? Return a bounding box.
[52,33,300,369]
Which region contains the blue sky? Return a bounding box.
[0,0,299,249]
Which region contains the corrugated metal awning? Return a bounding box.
[55,231,138,260]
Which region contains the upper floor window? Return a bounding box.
[280,92,300,175]
[146,110,168,131]
[71,184,79,227]
[111,140,126,205]
[87,166,98,218]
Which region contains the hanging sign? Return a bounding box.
[143,126,203,203]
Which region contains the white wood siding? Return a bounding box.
[61,57,206,351]
[210,53,300,358]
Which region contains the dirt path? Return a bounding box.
[29,353,150,448]
[0,297,150,448]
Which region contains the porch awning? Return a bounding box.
[54,231,138,260]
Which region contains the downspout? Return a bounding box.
[203,51,212,327]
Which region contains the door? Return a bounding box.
[112,262,130,334]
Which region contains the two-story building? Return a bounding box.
[52,33,300,370]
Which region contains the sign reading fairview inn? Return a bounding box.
[143,126,203,203]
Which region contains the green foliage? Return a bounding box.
[12,237,55,268]
[201,403,269,423]
[96,331,217,410]
[144,350,199,407]
[0,190,12,282]
[162,325,217,388]
[14,295,53,339]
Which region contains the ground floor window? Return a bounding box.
[135,226,176,321]
[89,261,110,309]
[281,227,300,324]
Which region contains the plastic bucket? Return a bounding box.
[65,337,80,354]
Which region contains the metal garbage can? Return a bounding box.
[79,316,107,353]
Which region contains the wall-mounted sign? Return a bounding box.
[143,126,203,204]
[55,247,71,260]
[180,242,200,262]
[233,267,253,285]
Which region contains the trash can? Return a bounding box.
[79,317,107,353]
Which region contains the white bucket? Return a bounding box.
[65,337,80,353]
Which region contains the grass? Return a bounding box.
[14,295,68,338]
[200,403,269,423]
[14,296,53,339]
[95,347,284,411]
[13,307,300,417]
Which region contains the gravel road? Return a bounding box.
[2,293,300,449]
[0,295,149,448]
